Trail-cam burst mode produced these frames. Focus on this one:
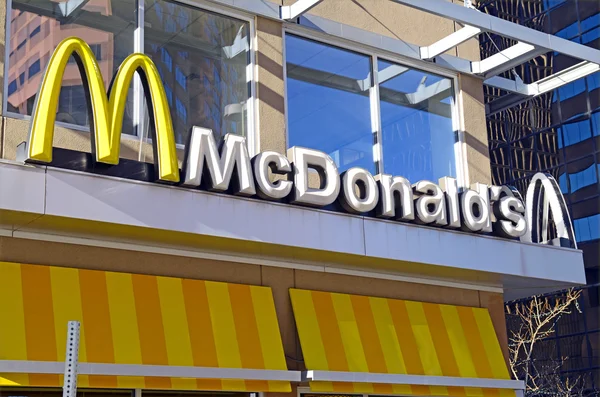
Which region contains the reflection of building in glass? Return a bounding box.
[7,1,114,123]
[6,0,250,147]
[7,0,135,133]
[478,0,599,392]
[285,34,455,181]
[143,0,250,145]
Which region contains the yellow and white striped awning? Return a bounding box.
[0,262,297,392]
[290,288,522,397]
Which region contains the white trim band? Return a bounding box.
[0,360,302,382]
[303,370,525,390]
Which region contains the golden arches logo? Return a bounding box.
[25,37,180,183]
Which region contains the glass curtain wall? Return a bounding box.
[478,0,599,392]
[285,34,457,183]
[5,0,252,153]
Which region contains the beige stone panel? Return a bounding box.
[479,291,510,366]
[459,74,492,185]
[294,269,481,307]
[256,17,286,154]
[284,0,456,47]
[0,236,263,285]
[261,266,299,370]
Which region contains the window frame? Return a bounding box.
[2,0,258,155]
[282,25,467,188]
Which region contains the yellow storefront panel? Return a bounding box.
[290,288,515,397]
[0,262,290,392]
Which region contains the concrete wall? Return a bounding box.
[0,235,510,373]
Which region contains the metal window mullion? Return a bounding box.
[134,0,146,160]
[3,0,14,117]
[370,55,384,175]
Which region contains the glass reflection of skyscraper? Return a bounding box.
[478,0,599,391]
[6,0,136,134]
[6,0,250,148]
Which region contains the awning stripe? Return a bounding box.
[0,262,291,392]
[290,288,516,396]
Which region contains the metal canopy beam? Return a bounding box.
[391,0,600,65]
[485,61,600,114]
[472,42,547,78]
[281,0,324,20]
[420,25,481,60]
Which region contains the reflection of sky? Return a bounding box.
[286,35,374,173]
[286,35,456,180]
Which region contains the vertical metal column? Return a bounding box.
[135,0,146,161]
[63,321,81,397]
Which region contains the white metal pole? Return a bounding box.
[62,321,81,397]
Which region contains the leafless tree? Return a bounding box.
[505,289,597,396]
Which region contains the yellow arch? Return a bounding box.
[27,37,179,183]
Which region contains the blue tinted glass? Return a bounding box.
[559,172,568,193]
[286,35,374,173]
[580,13,600,33]
[544,0,565,9]
[558,79,586,101]
[28,60,40,78]
[555,22,579,39]
[7,79,17,96]
[29,25,40,38]
[588,72,600,91]
[568,164,597,193]
[561,119,592,146]
[582,27,600,44]
[378,60,455,181]
[164,83,172,105]
[592,112,600,136]
[574,215,600,242]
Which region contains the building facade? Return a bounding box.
[477,0,599,391]
[0,1,593,397]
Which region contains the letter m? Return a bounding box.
[24,37,179,182]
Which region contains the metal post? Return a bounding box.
[63,321,81,397]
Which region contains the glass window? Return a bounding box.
[7,79,17,96]
[29,25,40,38]
[580,13,599,33]
[573,214,600,242]
[285,34,374,173]
[175,66,186,89]
[285,34,457,180]
[144,0,251,145]
[559,172,569,194]
[6,0,253,149]
[582,27,600,45]
[555,22,579,39]
[557,79,586,101]
[378,59,455,182]
[164,82,173,105]
[588,72,600,91]
[568,164,598,193]
[28,59,40,78]
[5,0,136,135]
[592,112,599,136]
[559,119,592,146]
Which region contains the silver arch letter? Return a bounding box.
[521,172,577,248]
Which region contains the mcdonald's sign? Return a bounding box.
[19,37,579,248]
